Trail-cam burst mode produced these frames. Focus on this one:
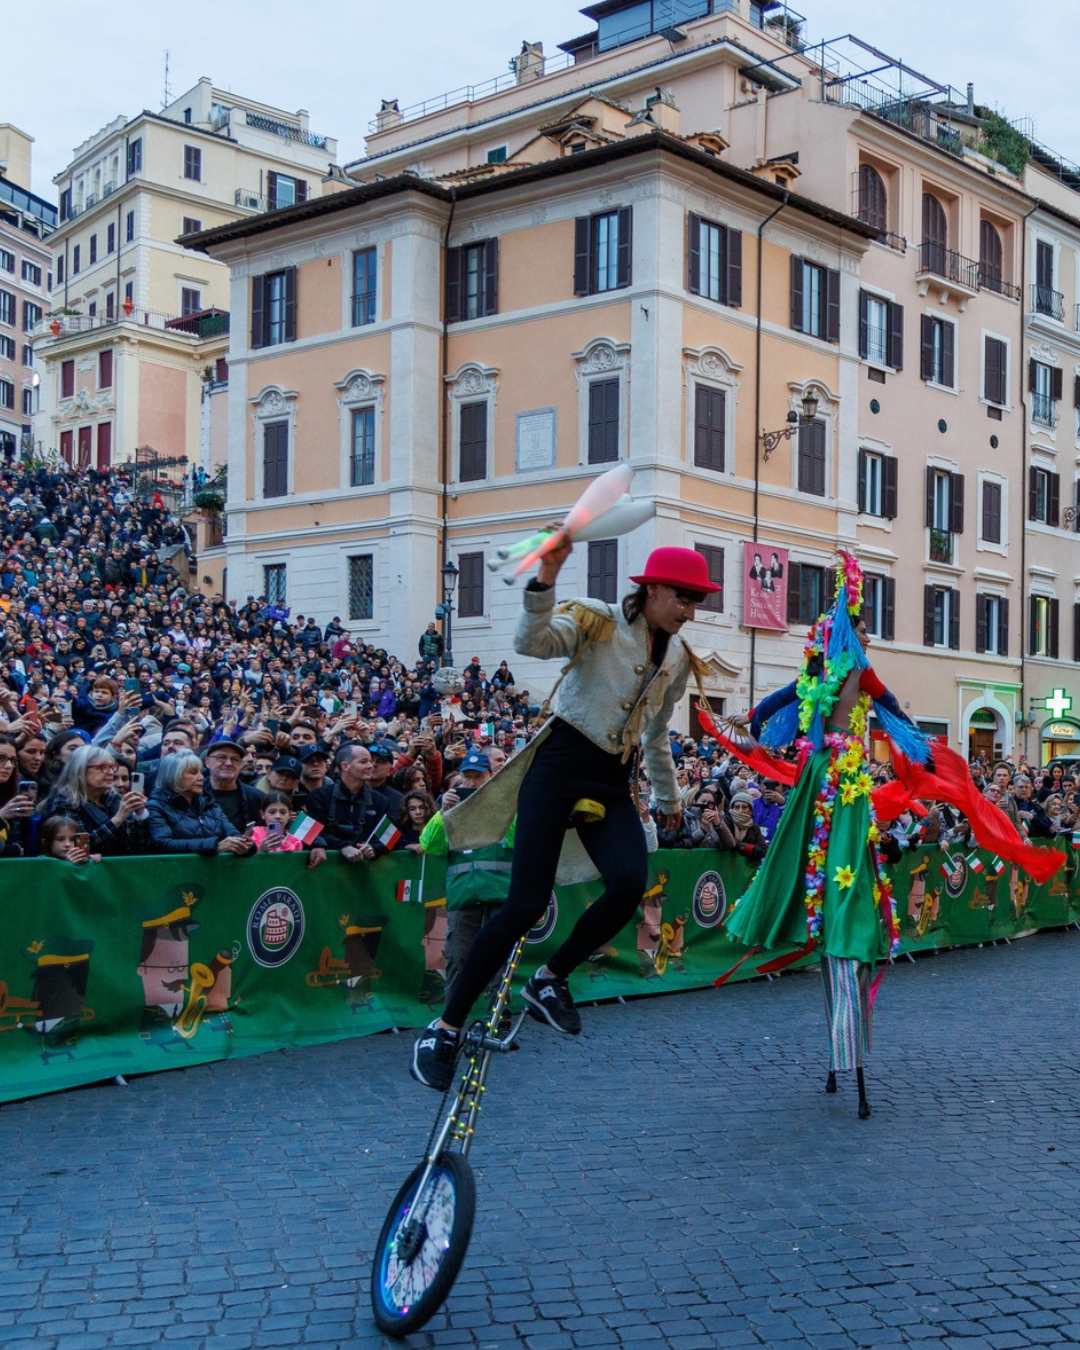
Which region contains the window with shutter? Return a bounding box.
[588,378,620,464]
[459,402,487,481]
[981,480,1002,543]
[857,164,887,231]
[922,192,947,274]
[125,210,134,242]
[95,422,112,471]
[61,360,74,399]
[689,215,742,307]
[262,421,289,498]
[587,540,618,603]
[787,563,825,624]
[693,385,725,471]
[457,552,485,618]
[183,145,201,181]
[791,259,830,339]
[979,219,1003,292]
[694,545,724,614]
[984,335,1006,405]
[98,349,113,389]
[797,419,827,496]
[579,208,631,295]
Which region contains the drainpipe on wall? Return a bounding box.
[748,191,789,710]
[439,189,457,606]
[1018,202,1037,762]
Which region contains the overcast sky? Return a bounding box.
[8,0,1076,200]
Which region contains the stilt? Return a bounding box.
[825,1070,837,1094]
[856,1066,871,1119]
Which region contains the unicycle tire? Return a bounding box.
[371,1150,476,1336]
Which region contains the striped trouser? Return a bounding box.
[821,956,872,1071]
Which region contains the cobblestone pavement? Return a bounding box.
[4,930,1080,1349]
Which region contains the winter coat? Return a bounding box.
[147,790,237,855]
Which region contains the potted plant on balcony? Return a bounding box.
[122,295,134,317]
[193,489,225,513]
[49,318,62,337]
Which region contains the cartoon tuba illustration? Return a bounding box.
[175,963,215,1040]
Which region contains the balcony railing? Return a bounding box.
[235,187,269,211]
[1032,392,1057,427]
[918,241,979,291]
[351,291,376,327]
[929,527,954,564]
[1032,283,1065,321]
[33,306,229,342]
[244,111,328,149]
[976,266,1021,302]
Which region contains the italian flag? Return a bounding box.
[1073,830,1080,851]
[368,814,401,851]
[395,879,413,903]
[991,856,1006,875]
[939,852,958,880]
[289,812,323,845]
[966,852,985,873]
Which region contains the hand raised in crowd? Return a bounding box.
[0,791,36,820]
[441,788,461,811]
[307,846,328,870]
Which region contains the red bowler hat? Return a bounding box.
[630,546,722,594]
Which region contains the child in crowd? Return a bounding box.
[251,790,302,852]
[41,814,96,864]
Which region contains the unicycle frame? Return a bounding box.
[408,933,528,1203]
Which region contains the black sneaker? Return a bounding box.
[523,973,581,1035]
[410,1021,460,1091]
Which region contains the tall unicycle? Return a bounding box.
[371,936,528,1336]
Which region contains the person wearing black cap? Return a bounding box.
[294,742,331,814]
[367,741,403,819]
[258,754,303,802]
[203,738,265,834]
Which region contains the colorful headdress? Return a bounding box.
[760,551,869,752]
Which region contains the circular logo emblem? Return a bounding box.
[526,894,558,945]
[943,857,967,898]
[247,887,305,968]
[692,871,727,928]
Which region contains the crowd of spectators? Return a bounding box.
[0,460,1075,870]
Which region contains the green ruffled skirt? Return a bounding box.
[725,749,887,965]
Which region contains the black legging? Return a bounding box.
[442,719,648,1028]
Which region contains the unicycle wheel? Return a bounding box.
[370,1150,476,1336]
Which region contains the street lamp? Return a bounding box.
[441,559,459,668]
[761,389,820,462]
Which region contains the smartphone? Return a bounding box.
[18,780,37,803]
[345,700,358,718]
[74,832,91,852]
[131,772,145,796]
[269,820,283,834]
[513,736,526,754]
[124,677,140,693]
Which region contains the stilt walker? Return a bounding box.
[725,554,928,1118]
[720,551,1065,1118]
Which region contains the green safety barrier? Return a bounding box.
[0,842,1076,1104]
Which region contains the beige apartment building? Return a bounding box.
[188,122,873,720]
[31,77,338,475]
[0,126,55,462]
[188,0,1080,756]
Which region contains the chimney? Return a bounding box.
[513,41,545,83]
[966,82,975,114]
[375,98,402,132]
[629,86,680,135]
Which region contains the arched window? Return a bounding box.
[922,192,948,273]
[857,163,887,231]
[979,218,1003,292]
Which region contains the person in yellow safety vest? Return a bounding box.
[419,749,516,1002]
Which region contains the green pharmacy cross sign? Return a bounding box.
[1045,688,1073,719]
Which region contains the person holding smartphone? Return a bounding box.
[411,543,718,1090]
[0,735,34,856]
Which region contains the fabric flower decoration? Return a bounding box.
[834,865,855,889]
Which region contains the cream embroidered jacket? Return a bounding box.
[514,585,691,812]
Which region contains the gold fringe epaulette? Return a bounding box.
[556,601,615,643]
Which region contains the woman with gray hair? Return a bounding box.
[147,751,251,856]
[41,744,149,857]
